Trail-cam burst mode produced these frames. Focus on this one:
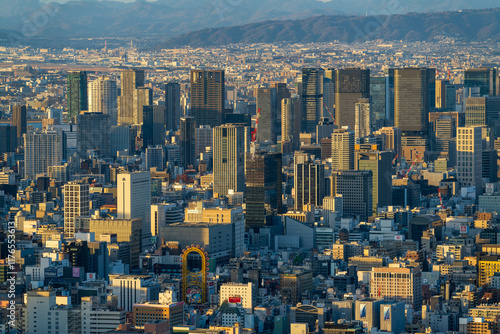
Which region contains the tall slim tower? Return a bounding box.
[213,124,248,197]
[331,128,355,171]
[76,112,111,158]
[301,68,324,133]
[456,126,482,191]
[256,87,277,142]
[335,68,370,130]
[165,82,181,131]
[117,171,152,250]
[272,82,290,135]
[67,71,88,121]
[12,105,26,144]
[190,69,225,127]
[281,97,301,151]
[354,98,371,140]
[180,117,196,169]
[63,180,90,238]
[142,105,167,147]
[88,76,117,122]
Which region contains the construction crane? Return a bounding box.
[323,101,335,124]
[403,153,420,178]
[251,108,260,142]
[438,188,446,210]
[392,154,399,166]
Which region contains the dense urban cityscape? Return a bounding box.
[2,5,500,334]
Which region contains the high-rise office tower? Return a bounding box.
[354,98,371,141]
[76,112,111,158]
[370,265,422,316]
[145,145,165,171]
[12,104,26,144]
[245,152,282,229]
[324,68,336,117]
[456,126,482,191]
[394,68,434,135]
[117,171,152,251]
[465,97,487,126]
[88,76,117,122]
[180,117,196,169]
[256,87,277,142]
[195,125,213,157]
[331,128,355,171]
[272,82,290,135]
[330,170,373,221]
[63,180,89,238]
[67,71,88,121]
[434,116,455,154]
[213,124,248,197]
[301,68,324,133]
[435,80,456,110]
[117,69,151,125]
[356,150,392,214]
[464,67,498,97]
[281,97,301,151]
[111,126,133,156]
[370,76,387,128]
[374,127,402,161]
[165,82,181,131]
[143,105,166,147]
[294,156,325,211]
[190,69,225,127]
[24,131,62,179]
[335,68,370,130]
[0,125,16,154]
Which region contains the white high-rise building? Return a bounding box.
[63,180,90,238]
[117,171,152,250]
[24,131,62,179]
[456,126,482,192]
[354,98,371,141]
[109,274,159,312]
[219,282,254,314]
[88,76,118,120]
[331,127,354,171]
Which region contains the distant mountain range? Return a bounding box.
[161,7,500,47]
[0,0,500,42]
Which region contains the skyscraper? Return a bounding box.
[464,67,498,97]
[145,145,165,171]
[434,116,455,154]
[301,68,324,133]
[245,152,282,229]
[213,124,248,197]
[0,125,16,154]
[190,69,225,127]
[374,127,402,161]
[465,97,487,126]
[294,156,325,211]
[12,105,26,144]
[165,82,181,131]
[331,128,355,171]
[435,80,456,110]
[63,180,90,238]
[76,112,111,158]
[117,171,152,251]
[256,87,277,142]
[370,76,387,128]
[330,170,373,221]
[456,126,482,191]
[354,98,371,140]
[67,71,88,121]
[88,76,117,121]
[142,105,166,147]
[24,131,62,179]
[335,68,370,130]
[117,69,150,126]
[195,125,213,157]
[180,117,196,169]
[281,97,301,151]
[356,150,392,214]
[272,82,291,135]
[394,68,434,135]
